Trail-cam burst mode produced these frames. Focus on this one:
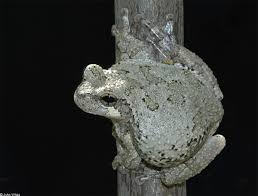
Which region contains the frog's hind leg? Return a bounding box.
[161,134,226,186]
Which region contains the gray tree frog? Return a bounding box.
[74,8,225,186]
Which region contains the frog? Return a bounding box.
[74,8,225,186]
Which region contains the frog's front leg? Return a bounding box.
[161,134,226,186]
[112,140,125,170]
[112,125,141,170]
[141,14,178,63]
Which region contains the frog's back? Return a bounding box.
[112,60,223,168]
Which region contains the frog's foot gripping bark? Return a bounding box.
[141,14,177,62]
[161,134,226,186]
[112,8,148,61]
[112,8,177,62]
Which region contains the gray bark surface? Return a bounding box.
[114,0,186,195]
[117,168,187,196]
[114,0,184,45]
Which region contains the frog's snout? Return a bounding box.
[74,88,95,114]
[74,87,87,99]
[74,88,86,109]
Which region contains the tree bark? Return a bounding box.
[117,168,186,196]
[114,0,186,195]
[114,0,184,45]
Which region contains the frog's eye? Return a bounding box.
[100,95,118,107]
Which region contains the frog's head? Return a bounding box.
[74,64,131,121]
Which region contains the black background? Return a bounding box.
[1,0,256,196]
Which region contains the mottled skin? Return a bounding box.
[74,9,225,186]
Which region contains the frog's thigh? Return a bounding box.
[161,134,226,186]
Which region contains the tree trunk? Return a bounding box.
[114,0,184,45]
[117,167,186,196]
[114,0,186,195]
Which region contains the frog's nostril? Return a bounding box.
[74,88,85,100]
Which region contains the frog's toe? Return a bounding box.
[112,155,122,170]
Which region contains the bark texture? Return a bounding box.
[117,168,187,196]
[114,0,184,45]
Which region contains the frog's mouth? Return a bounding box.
[74,89,100,114]
[109,99,133,121]
[105,106,123,120]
